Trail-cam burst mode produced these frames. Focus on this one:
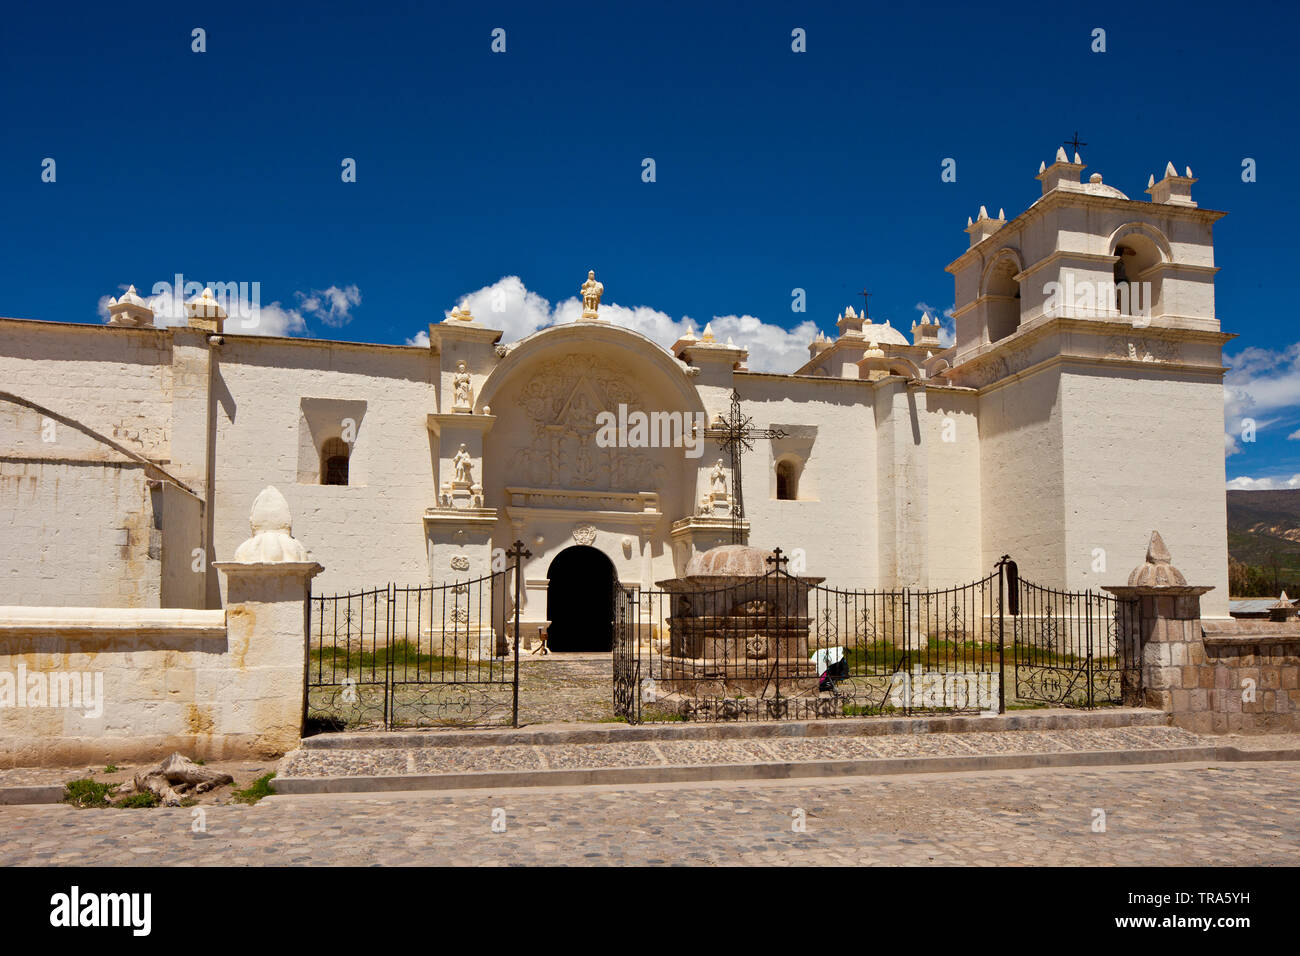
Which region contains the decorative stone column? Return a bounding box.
[1103,531,1213,728]
[213,487,322,754]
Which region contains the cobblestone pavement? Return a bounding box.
[517,655,613,725]
[277,725,1211,778]
[0,762,1295,865]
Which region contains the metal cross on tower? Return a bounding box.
[1064,132,1087,155]
[704,389,787,543]
[858,289,871,318]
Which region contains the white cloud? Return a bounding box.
[296,284,361,327]
[1226,474,1300,490]
[413,275,822,373]
[1224,342,1300,454]
[1288,428,1300,441]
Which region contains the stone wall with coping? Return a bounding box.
[1107,533,1300,733]
[0,575,311,766]
[0,488,320,766]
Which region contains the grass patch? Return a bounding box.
[103,764,119,774]
[231,773,276,805]
[838,640,1121,672]
[641,707,687,722]
[115,791,160,809]
[309,640,468,674]
[64,778,115,808]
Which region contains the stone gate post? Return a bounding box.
[213,487,322,754]
[1104,531,1214,731]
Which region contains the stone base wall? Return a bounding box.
[1189,622,1300,734]
[0,585,309,766]
[1109,583,1300,734]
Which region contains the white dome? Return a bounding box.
[859,322,909,346]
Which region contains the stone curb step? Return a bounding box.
[0,785,65,806]
[268,745,1300,796]
[300,708,1169,750]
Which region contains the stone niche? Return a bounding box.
[655,545,823,693]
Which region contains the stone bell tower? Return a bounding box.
[944,146,1234,617]
[947,147,1225,368]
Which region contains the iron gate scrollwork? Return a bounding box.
[1011,578,1141,707]
[305,544,529,732]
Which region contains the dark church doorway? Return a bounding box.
[546,545,616,652]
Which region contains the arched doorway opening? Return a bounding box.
[546,545,617,652]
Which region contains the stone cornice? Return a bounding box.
[422,508,500,528]
[0,606,227,639]
[426,412,497,435]
[953,313,1233,374]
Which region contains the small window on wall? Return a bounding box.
[320,437,350,486]
[776,459,799,500]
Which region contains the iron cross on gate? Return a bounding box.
[703,389,787,543]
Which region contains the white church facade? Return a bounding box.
[0,148,1233,643]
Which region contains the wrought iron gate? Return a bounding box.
[611,551,1142,723]
[612,583,640,722]
[1012,577,1142,707]
[305,546,528,733]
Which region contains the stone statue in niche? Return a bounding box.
[710,459,728,494]
[453,361,472,410]
[453,444,474,486]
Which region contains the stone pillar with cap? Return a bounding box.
[213,487,322,754]
[1103,531,1214,726]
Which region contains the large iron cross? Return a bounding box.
[704,389,787,543]
[1064,131,1087,155]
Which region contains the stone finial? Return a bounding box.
[1126,530,1188,587]
[448,306,474,323]
[185,287,227,333]
[808,330,832,359]
[911,311,941,346]
[1269,591,1299,622]
[1037,146,1085,197]
[1147,163,1198,207]
[966,205,1006,247]
[232,487,313,563]
[107,284,155,328]
[701,322,715,342]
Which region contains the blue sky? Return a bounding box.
[2,0,1297,486]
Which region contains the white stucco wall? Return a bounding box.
[977,367,1067,583]
[211,337,437,598]
[1059,365,1230,616]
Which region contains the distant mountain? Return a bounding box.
[1226,489,1300,587]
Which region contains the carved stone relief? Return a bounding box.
[508,354,668,491]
